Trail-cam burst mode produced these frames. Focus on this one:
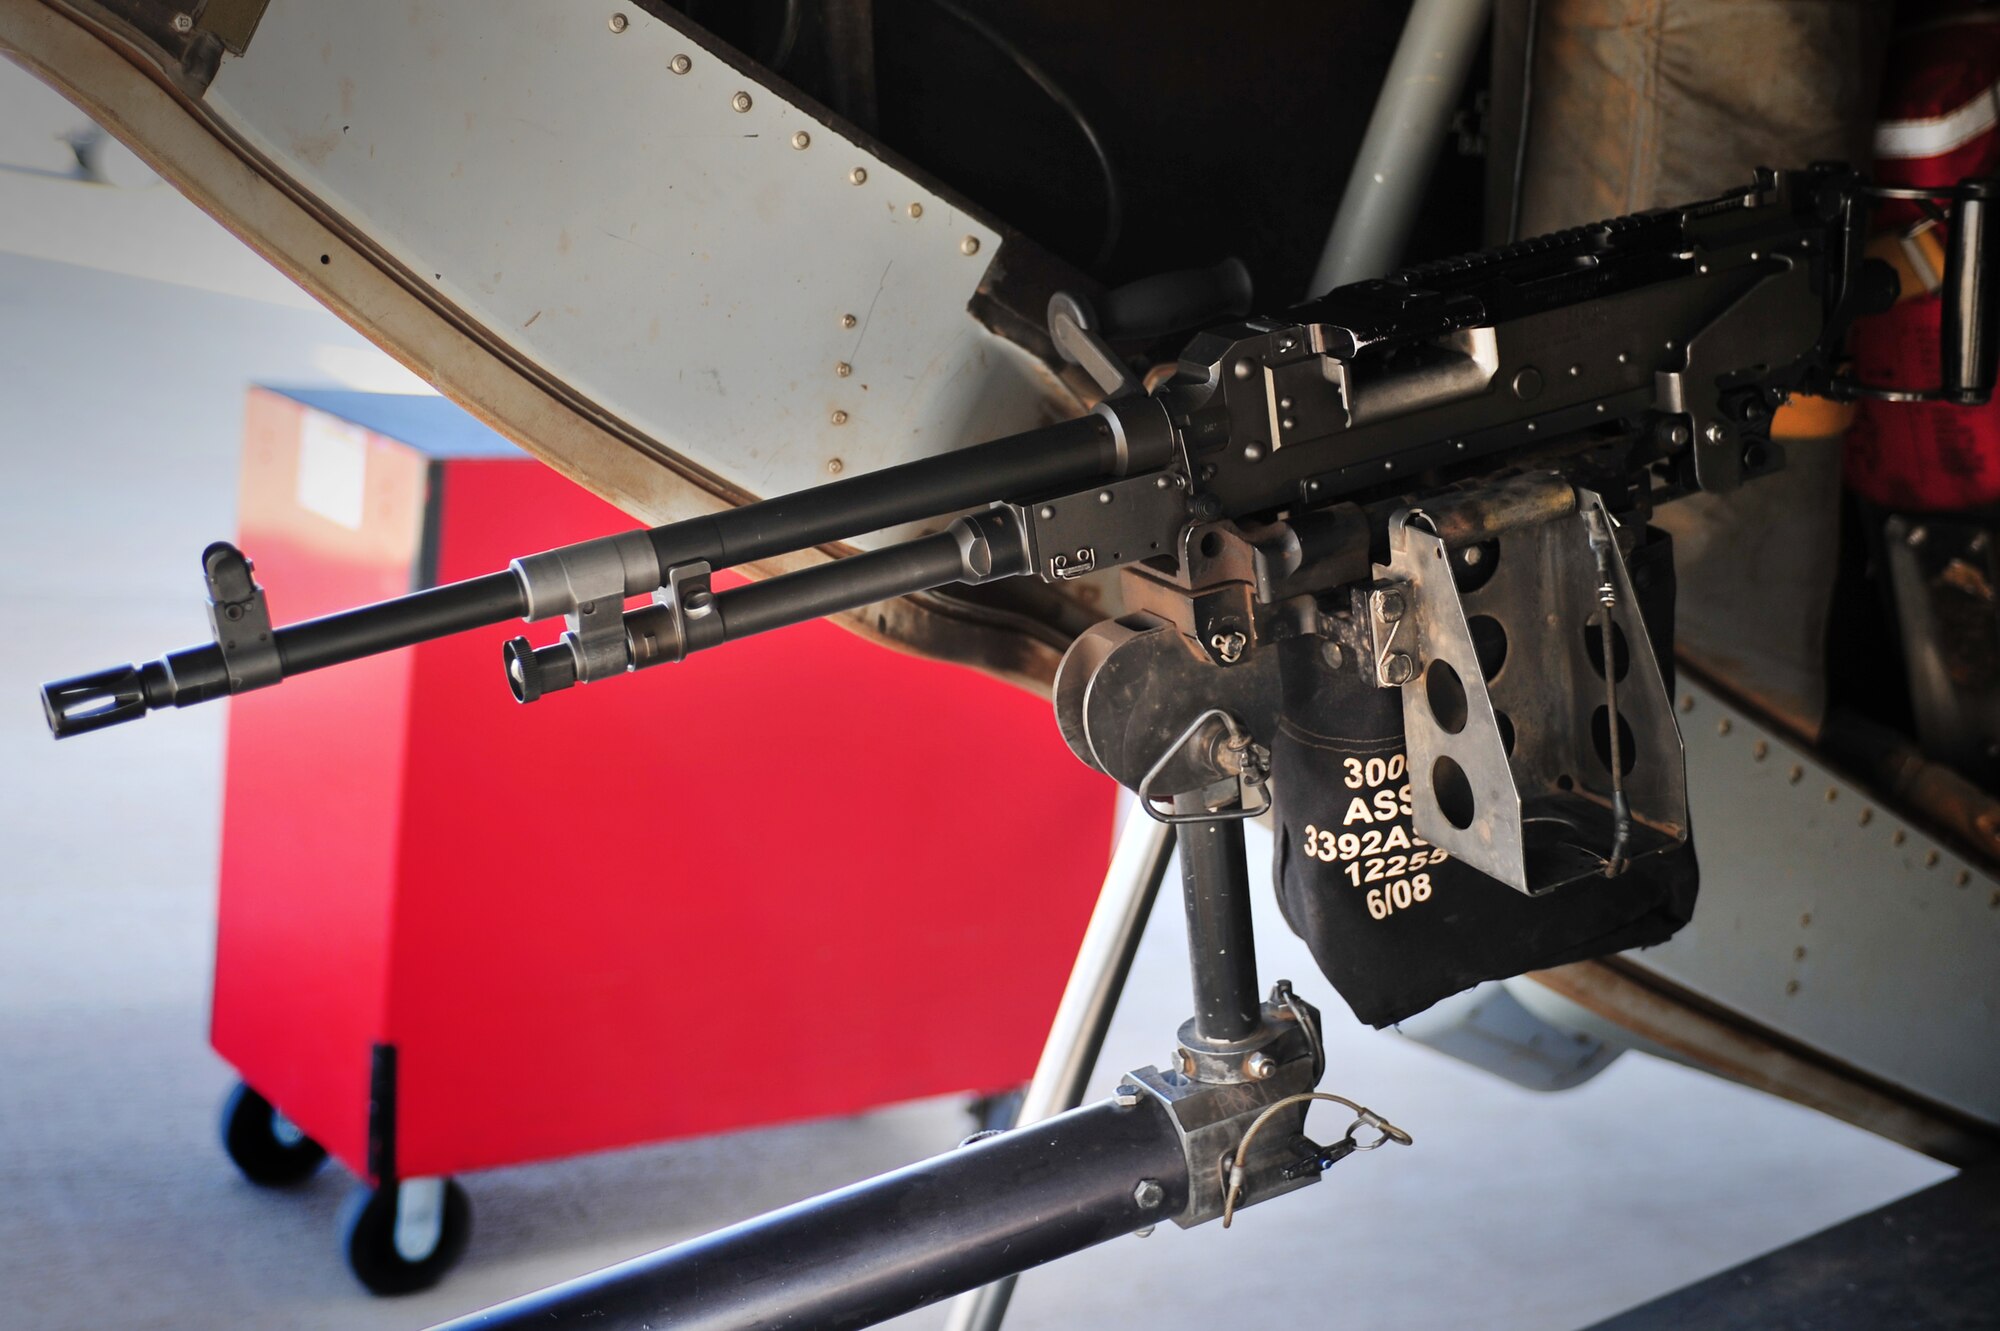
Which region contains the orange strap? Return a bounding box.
[1868,222,1949,303]
[1772,393,1859,440]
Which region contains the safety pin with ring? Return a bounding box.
[1342,1109,1415,1152]
[1137,708,1272,824]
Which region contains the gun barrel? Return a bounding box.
[433,1096,1189,1331]
[41,571,529,737]
[42,404,1173,738]
[647,406,1160,571]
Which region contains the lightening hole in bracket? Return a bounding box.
[1585,621,1630,681]
[1452,540,1500,593]
[1468,615,1508,680]
[1433,756,1476,829]
[1426,660,1469,734]
[1591,706,1638,776]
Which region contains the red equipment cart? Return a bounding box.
[210,387,1116,1293]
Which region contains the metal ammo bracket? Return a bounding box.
[1369,480,1688,895]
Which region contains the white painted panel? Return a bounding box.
[203,0,1067,518]
[1632,684,2000,1122]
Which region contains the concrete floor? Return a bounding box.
[0,209,1955,1328]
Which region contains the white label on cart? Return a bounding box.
[296,412,368,531]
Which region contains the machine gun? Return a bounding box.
[37,165,1998,1330]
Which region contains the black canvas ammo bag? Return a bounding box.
[1268,536,1697,1028]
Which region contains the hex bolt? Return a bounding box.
[1113,1085,1142,1108]
[1704,422,1727,445]
[171,11,194,32]
[670,53,692,74]
[1210,631,1248,665]
[1245,1052,1277,1081]
[1375,589,1406,623]
[1133,1179,1166,1210]
[1382,652,1415,686]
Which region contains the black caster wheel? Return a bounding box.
[339,1177,472,1296]
[220,1081,327,1187]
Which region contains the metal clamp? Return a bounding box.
[202,542,281,692]
[1010,471,1189,585]
[1137,709,1272,824]
[505,531,665,694]
[1365,581,1416,687]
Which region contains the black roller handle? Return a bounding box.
[431,1095,1191,1331]
[1098,256,1255,342]
[43,410,1162,738]
[1942,179,1998,405]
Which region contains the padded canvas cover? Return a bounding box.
[1513,0,1892,738]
